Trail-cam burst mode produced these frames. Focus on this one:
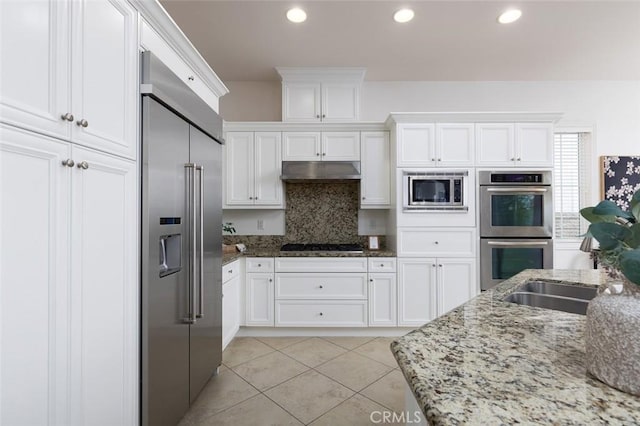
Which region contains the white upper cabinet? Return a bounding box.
[476,123,553,167]
[0,0,137,160]
[277,68,365,123]
[224,131,283,208]
[436,123,475,166]
[70,0,138,159]
[397,123,474,167]
[282,131,360,161]
[397,124,435,167]
[361,131,390,208]
[0,0,70,140]
[516,123,554,167]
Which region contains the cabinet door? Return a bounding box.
[321,82,359,122]
[69,146,137,426]
[516,123,554,167]
[437,259,476,316]
[254,132,283,206]
[246,273,274,326]
[222,275,240,350]
[397,259,437,326]
[476,123,515,166]
[282,82,321,122]
[282,132,321,160]
[361,131,390,207]
[0,126,71,426]
[70,0,137,159]
[224,132,255,206]
[322,131,360,161]
[436,123,475,166]
[397,124,436,167]
[0,0,70,139]
[368,274,397,327]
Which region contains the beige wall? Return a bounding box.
[219,81,281,122]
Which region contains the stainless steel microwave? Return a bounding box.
[403,170,468,211]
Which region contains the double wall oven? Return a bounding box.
[479,171,554,290]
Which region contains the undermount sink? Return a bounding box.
[503,281,597,315]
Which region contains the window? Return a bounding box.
[554,132,592,239]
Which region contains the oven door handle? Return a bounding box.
[485,187,548,192]
[488,241,549,246]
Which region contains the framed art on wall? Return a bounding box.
[601,156,640,208]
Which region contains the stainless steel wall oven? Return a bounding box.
[479,171,553,290]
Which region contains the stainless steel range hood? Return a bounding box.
[281,161,361,182]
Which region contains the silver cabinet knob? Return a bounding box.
[322,114,326,118]
[438,158,442,161]
[432,264,436,267]
[77,161,89,170]
[438,264,443,267]
[434,241,439,245]
[380,263,384,267]
[316,114,320,119]
[517,158,521,161]
[316,153,320,156]
[269,278,273,282]
[322,153,326,156]
[76,119,88,128]
[431,158,436,162]
[258,263,262,267]
[188,76,194,81]
[510,158,516,161]
[362,196,366,200]
[319,312,323,316]
[61,158,75,167]
[228,269,233,273]
[254,196,258,200]
[319,285,323,289]
[370,279,373,282]
[61,113,74,122]
[249,196,254,200]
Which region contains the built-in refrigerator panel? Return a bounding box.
[188,124,223,401]
[140,51,223,426]
[141,96,191,426]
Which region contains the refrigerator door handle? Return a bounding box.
[184,163,197,324]
[196,165,204,319]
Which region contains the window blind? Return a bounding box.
[554,132,591,239]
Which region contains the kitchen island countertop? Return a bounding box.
[391,269,640,425]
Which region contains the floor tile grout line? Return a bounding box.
[317,336,376,351]
[255,336,313,351]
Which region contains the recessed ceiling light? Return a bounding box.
[286,7,307,23]
[393,8,415,23]
[498,9,522,24]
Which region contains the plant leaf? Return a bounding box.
[632,202,640,223]
[580,207,615,223]
[589,222,632,250]
[592,200,634,219]
[624,223,640,248]
[619,249,640,286]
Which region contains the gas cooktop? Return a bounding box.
[280,243,364,253]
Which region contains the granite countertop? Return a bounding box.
[222,248,396,265]
[391,269,640,425]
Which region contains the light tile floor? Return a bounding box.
[179,336,407,425]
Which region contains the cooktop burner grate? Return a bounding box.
[280,243,364,253]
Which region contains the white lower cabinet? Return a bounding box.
[0,125,138,426]
[397,258,476,327]
[246,273,275,326]
[222,260,241,349]
[368,273,397,326]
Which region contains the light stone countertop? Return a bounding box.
[391,269,640,425]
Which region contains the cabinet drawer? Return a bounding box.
[368,258,396,273]
[246,257,274,273]
[398,228,476,257]
[275,257,367,273]
[275,300,367,327]
[275,274,367,299]
[222,260,240,282]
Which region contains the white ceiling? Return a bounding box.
[159,0,640,82]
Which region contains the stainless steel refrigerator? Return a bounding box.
[140,51,223,426]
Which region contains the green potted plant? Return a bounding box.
[222,222,236,254]
[580,188,640,396]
